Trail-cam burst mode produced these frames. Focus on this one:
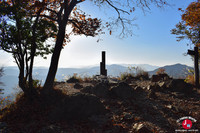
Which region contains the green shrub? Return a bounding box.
[32,79,42,88]
[24,78,42,89]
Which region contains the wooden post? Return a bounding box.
[100,51,107,76]
[187,46,199,87]
[194,47,199,87]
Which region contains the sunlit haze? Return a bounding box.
[0,0,195,68]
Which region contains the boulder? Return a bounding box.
[108,78,119,86]
[81,86,93,94]
[151,75,161,82]
[158,81,167,89]
[81,83,109,97]
[74,83,83,89]
[151,74,170,82]
[124,76,134,83]
[67,77,79,83]
[65,93,107,119]
[134,86,143,92]
[49,93,107,121]
[110,82,134,99]
[147,84,161,92]
[166,79,193,93]
[93,75,109,83]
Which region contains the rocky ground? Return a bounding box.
[0,76,200,133]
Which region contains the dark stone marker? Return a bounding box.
[100,51,107,76]
[187,46,199,87]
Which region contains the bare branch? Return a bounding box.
[45,7,58,15]
[13,54,20,69]
[105,0,130,15]
[40,15,58,22]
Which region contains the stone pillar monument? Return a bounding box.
[100,51,107,76]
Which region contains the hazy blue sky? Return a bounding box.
[0,0,196,68]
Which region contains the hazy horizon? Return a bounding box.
[1,63,193,69]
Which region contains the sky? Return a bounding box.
[0,0,197,68]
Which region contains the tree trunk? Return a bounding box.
[43,23,66,94]
[42,1,77,95]
[18,62,28,94]
[29,9,43,92]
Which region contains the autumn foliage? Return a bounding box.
[171,1,200,46]
[182,2,200,28]
[156,68,166,75]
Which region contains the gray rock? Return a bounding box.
[147,84,161,91]
[132,123,153,133]
[151,75,161,82]
[158,81,167,89]
[151,74,170,82]
[166,79,193,93]
[93,83,110,97]
[166,105,172,109]
[74,83,83,89]
[65,93,107,119]
[81,86,93,93]
[94,75,109,83]
[110,82,134,99]
[134,86,143,92]
[108,78,119,86]
[81,83,109,97]
[67,77,79,83]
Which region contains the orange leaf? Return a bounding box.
[109,30,112,35]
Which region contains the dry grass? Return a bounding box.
[120,66,149,80]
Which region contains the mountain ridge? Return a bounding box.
[0,63,193,97]
[149,63,193,79]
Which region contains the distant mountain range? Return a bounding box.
[149,63,193,79]
[0,63,193,96]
